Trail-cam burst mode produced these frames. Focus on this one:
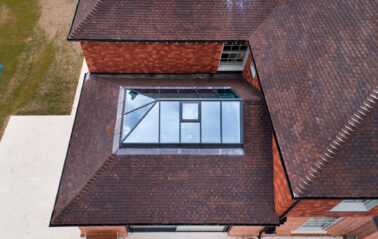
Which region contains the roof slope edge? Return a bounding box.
[69,0,104,39]
[294,86,378,197]
[51,153,117,225]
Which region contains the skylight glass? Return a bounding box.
[124,103,159,143]
[122,103,154,139]
[121,87,242,147]
[201,102,221,143]
[124,90,155,113]
[182,103,199,120]
[160,101,180,143]
[222,101,241,143]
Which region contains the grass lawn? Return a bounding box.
[0,0,83,138]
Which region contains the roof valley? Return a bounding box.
[294,85,378,197]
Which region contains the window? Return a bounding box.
[330,200,378,212]
[293,217,343,234]
[250,62,256,78]
[218,41,249,71]
[120,87,243,147]
[128,225,227,232]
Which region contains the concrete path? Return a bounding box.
[0,60,87,239]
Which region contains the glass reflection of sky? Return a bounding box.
[121,89,242,145]
[201,102,221,143]
[124,90,155,113]
[181,123,200,143]
[160,102,180,143]
[122,103,153,139]
[222,102,241,143]
[125,103,159,143]
[182,103,198,120]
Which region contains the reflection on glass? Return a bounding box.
[197,89,217,98]
[182,103,198,120]
[181,123,200,143]
[179,89,197,98]
[159,89,178,98]
[122,103,153,139]
[216,89,237,98]
[124,103,159,143]
[201,102,221,143]
[222,101,241,143]
[160,101,180,143]
[124,90,155,113]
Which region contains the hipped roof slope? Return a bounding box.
[68,0,279,41]
[249,0,377,198]
[50,74,279,226]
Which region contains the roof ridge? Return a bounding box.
[293,85,378,197]
[70,0,104,38]
[52,153,117,224]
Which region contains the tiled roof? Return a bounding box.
[50,73,279,226]
[68,0,279,40]
[249,0,378,198]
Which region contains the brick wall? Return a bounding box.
[242,53,260,90]
[79,226,127,237]
[272,137,297,216]
[228,226,264,236]
[275,217,310,235]
[288,200,378,217]
[274,217,377,237]
[81,42,223,73]
[328,217,378,238]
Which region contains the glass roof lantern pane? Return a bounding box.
[222,101,241,143]
[122,103,153,139]
[216,89,237,98]
[160,101,180,143]
[181,123,200,143]
[201,102,221,143]
[178,89,197,98]
[159,89,178,98]
[136,88,159,98]
[124,90,155,113]
[197,89,217,98]
[124,103,159,143]
[182,102,199,120]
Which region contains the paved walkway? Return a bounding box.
[0,60,87,239]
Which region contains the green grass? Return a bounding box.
[0,0,83,138]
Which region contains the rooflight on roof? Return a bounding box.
[121,87,243,147]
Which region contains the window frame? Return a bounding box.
[218,41,249,71]
[249,62,256,79]
[329,200,378,212]
[119,87,243,148]
[292,217,343,234]
[127,225,230,233]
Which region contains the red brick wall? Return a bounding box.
[328,217,378,238]
[79,226,127,237]
[275,217,310,235]
[81,42,223,73]
[288,200,378,217]
[275,217,377,237]
[228,226,264,236]
[273,136,297,216]
[242,53,260,90]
